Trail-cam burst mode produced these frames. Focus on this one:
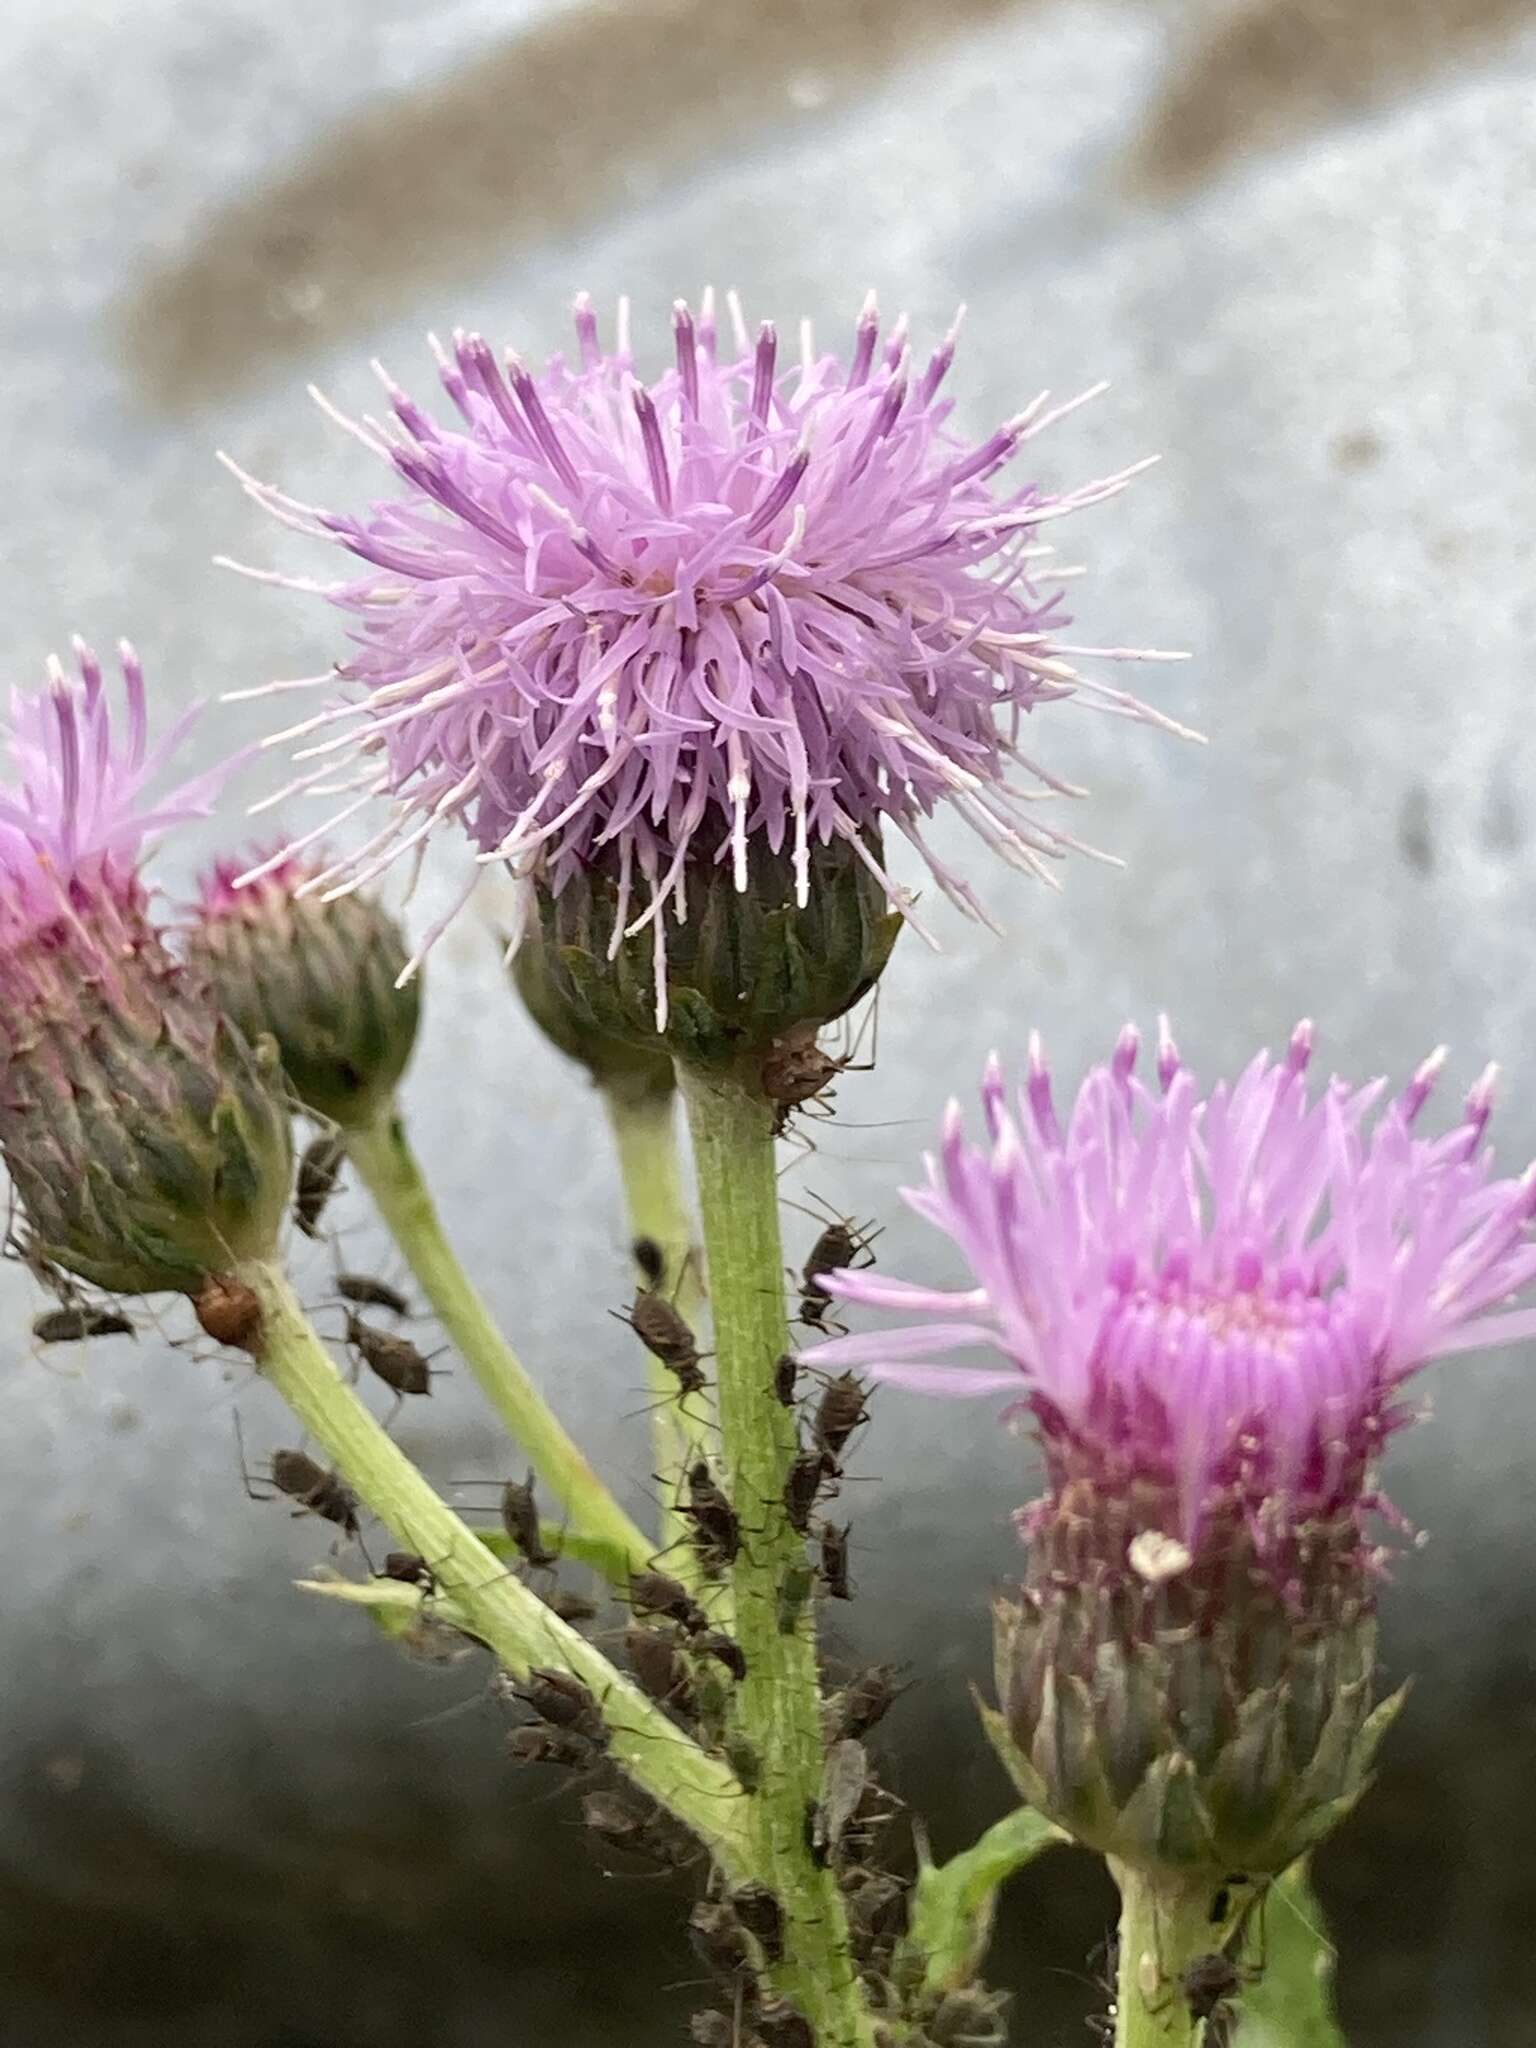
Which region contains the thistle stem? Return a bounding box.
[679,1066,873,2048]
[1111,1864,1211,2048]
[347,1109,652,1586]
[241,1257,751,1863]
[602,1078,704,1565]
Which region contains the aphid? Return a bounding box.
[688,1900,756,1985]
[762,1014,877,1139]
[192,1273,263,1350]
[335,1271,410,1315]
[237,1422,360,1539]
[499,1471,559,1569]
[799,1218,878,1331]
[819,1521,854,1601]
[616,1288,707,1400]
[773,1351,800,1407]
[777,1561,815,1636]
[842,1869,909,1952]
[783,1447,829,1536]
[381,1551,436,1593]
[722,1732,761,1794]
[625,1621,694,1711]
[516,1666,606,1744]
[754,1996,815,2048]
[581,1790,690,1868]
[810,1738,869,1867]
[689,2015,736,2048]
[345,1310,434,1398]
[632,1236,666,1289]
[833,1664,907,1743]
[683,1460,741,1571]
[1179,1953,1242,2024]
[32,1306,135,1344]
[294,1132,345,1239]
[693,1629,746,1684]
[812,1371,871,1470]
[920,1987,1010,2048]
[628,1567,707,1635]
[728,1881,785,1964]
[545,1588,599,1626]
[506,1723,595,1770]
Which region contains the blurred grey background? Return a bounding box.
[3,1,1535,2042]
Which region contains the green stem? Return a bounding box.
[602,1079,704,1565]
[679,1066,872,2048]
[1111,1864,1210,2048]
[347,1109,652,1586]
[242,1257,750,1864]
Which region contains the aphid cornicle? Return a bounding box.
[615,1288,706,1399]
[500,1471,559,1569]
[32,1306,135,1344]
[628,1567,707,1636]
[345,1310,433,1398]
[294,1132,346,1239]
[335,1271,410,1316]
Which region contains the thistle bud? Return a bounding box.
[187,854,421,1129]
[509,900,675,1104]
[0,643,293,1295]
[813,1025,1536,1887]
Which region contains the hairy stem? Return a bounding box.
[679,1066,873,2048]
[602,1078,704,1565]
[347,1109,652,1586]
[1111,1864,1213,2048]
[242,1257,750,1863]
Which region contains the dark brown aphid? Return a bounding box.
[813,1371,871,1470]
[294,1132,345,1239]
[773,1351,800,1407]
[381,1551,436,1593]
[819,1521,854,1601]
[239,1427,360,1539]
[754,1994,816,2048]
[546,1588,599,1626]
[833,1664,907,1743]
[193,1273,263,1350]
[581,1790,691,1868]
[335,1271,410,1315]
[688,1900,756,1985]
[782,1447,829,1536]
[506,1723,595,1770]
[345,1310,433,1397]
[799,1219,877,1330]
[762,1028,858,1138]
[777,1560,815,1636]
[810,1738,868,1867]
[694,1629,746,1684]
[516,1666,606,1744]
[32,1306,135,1344]
[689,2015,736,2048]
[1180,1953,1243,2024]
[728,1881,785,1964]
[500,1470,559,1569]
[842,1869,909,1953]
[683,1460,741,1570]
[625,1621,694,1712]
[617,1289,707,1400]
[632,1236,666,1289]
[920,1987,1010,2048]
[628,1567,707,1636]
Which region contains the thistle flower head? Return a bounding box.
[187,846,421,1129]
[228,291,1188,979]
[816,1022,1536,1544]
[0,644,290,1295]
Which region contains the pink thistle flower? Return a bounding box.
[813,1021,1536,1549]
[225,291,1192,978]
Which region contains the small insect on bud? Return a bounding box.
[32,1306,135,1345]
[507,1724,596,1771]
[516,1667,607,1745]
[833,1664,907,1743]
[500,1471,559,1570]
[693,1629,746,1684]
[812,1372,871,1472]
[728,1882,785,1964]
[688,1901,756,1986]
[345,1310,434,1397]
[615,1289,706,1401]
[625,1622,694,1712]
[754,1993,816,2048]
[193,1274,264,1352]
[294,1133,346,1240]
[628,1567,707,1635]
[335,1271,410,1316]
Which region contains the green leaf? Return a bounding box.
[1236,1860,1346,2048]
[906,1805,1067,1993]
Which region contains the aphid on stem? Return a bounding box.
[798,1214,880,1334]
[344,1309,443,1405]
[819,1521,855,1601]
[234,1414,360,1540]
[614,1285,708,1403]
[294,1131,346,1239]
[763,997,879,1141]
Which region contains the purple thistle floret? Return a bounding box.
[225,291,1191,978]
[814,1020,1536,1549]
